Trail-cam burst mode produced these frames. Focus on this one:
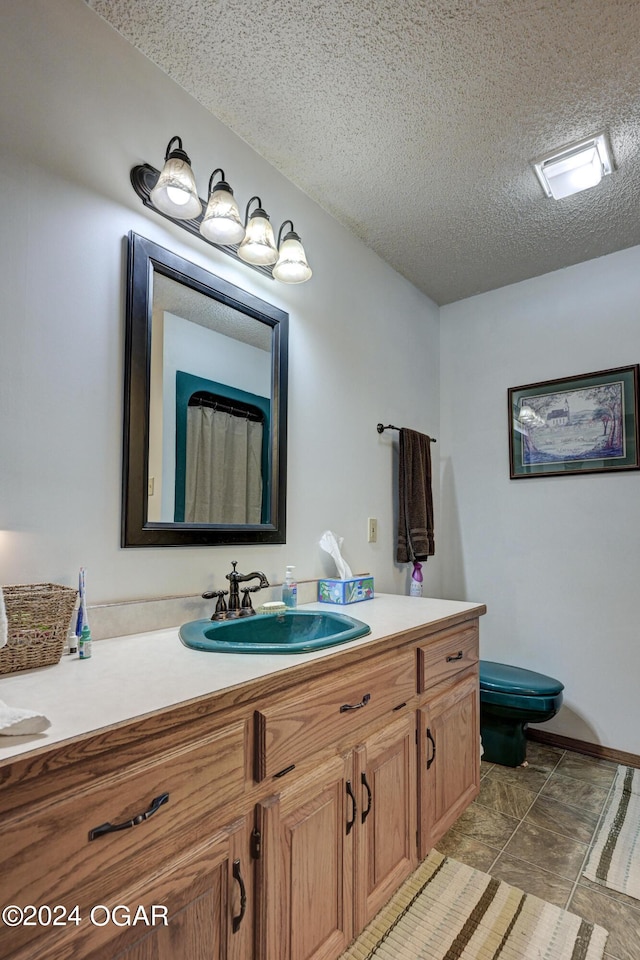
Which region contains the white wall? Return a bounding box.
[0,0,441,602]
[440,246,640,755]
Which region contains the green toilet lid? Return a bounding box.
[479,660,564,696]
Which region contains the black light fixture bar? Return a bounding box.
[130,163,273,279]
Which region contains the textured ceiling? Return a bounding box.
[87,0,640,304]
[154,274,272,351]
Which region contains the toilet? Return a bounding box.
[479,660,564,767]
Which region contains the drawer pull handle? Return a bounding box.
[346,780,357,834]
[340,693,371,713]
[274,764,296,778]
[426,728,436,770]
[232,859,247,933]
[361,772,372,823]
[446,651,463,662]
[88,792,169,841]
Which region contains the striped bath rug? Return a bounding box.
[340,850,607,960]
[583,765,640,900]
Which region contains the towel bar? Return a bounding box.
[376,423,437,441]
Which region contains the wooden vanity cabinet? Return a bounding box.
[0,607,484,960]
[416,621,481,857]
[353,712,417,932]
[4,803,252,960]
[254,711,418,960]
[82,816,252,960]
[253,647,417,960]
[253,650,415,781]
[0,719,253,960]
[255,753,354,960]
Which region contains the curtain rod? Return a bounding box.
[189,394,264,422]
[376,423,437,442]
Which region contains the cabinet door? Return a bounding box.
[255,753,354,960]
[108,863,225,960]
[417,670,480,858]
[354,713,417,933]
[2,722,248,960]
[30,818,251,960]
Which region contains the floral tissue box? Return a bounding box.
[317,577,374,604]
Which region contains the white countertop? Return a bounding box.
[0,594,483,763]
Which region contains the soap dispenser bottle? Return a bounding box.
[282,566,297,608]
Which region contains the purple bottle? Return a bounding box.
[410,561,423,597]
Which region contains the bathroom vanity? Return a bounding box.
[0,594,484,960]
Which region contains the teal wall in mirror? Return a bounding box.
[174,371,271,523]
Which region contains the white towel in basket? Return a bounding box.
[0,586,7,649]
[0,699,51,736]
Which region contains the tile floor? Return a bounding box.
[438,742,640,960]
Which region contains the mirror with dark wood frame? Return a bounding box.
[122,232,288,546]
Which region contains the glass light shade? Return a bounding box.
[200,187,245,245]
[237,213,278,265]
[150,157,202,219]
[273,235,312,283]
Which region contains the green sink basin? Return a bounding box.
[179,609,371,654]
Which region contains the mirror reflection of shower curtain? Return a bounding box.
[185,407,263,523]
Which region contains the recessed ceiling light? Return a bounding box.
[533,133,613,200]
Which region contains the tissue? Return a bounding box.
[319,530,353,580]
[318,530,374,604]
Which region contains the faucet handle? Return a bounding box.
[240,586,261,610]
[213,590,229,614]
[202,588,228,600]
[202,589,229,619]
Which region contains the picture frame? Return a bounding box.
[508,365,640,479]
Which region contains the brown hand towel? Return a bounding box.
[396,428,435,563]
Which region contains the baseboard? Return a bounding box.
[527,729,640,769]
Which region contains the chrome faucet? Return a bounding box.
[202,561,270,620]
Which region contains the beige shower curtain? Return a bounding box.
[185,406,263,523]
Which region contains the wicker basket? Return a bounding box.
[0,583,78,675]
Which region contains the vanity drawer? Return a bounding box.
[255,650,415,780]
[417,622,478,693]
[3,719,246,911]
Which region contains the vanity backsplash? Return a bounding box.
[88,579,324,640]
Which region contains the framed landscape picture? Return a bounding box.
[508,365,640,479]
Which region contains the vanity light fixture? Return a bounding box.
[237,197,279,266]
[533,133,613,200]
[200,169,245,245]
[149,136,202,219]
[273,220,312,283]
[131,136,312,283]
